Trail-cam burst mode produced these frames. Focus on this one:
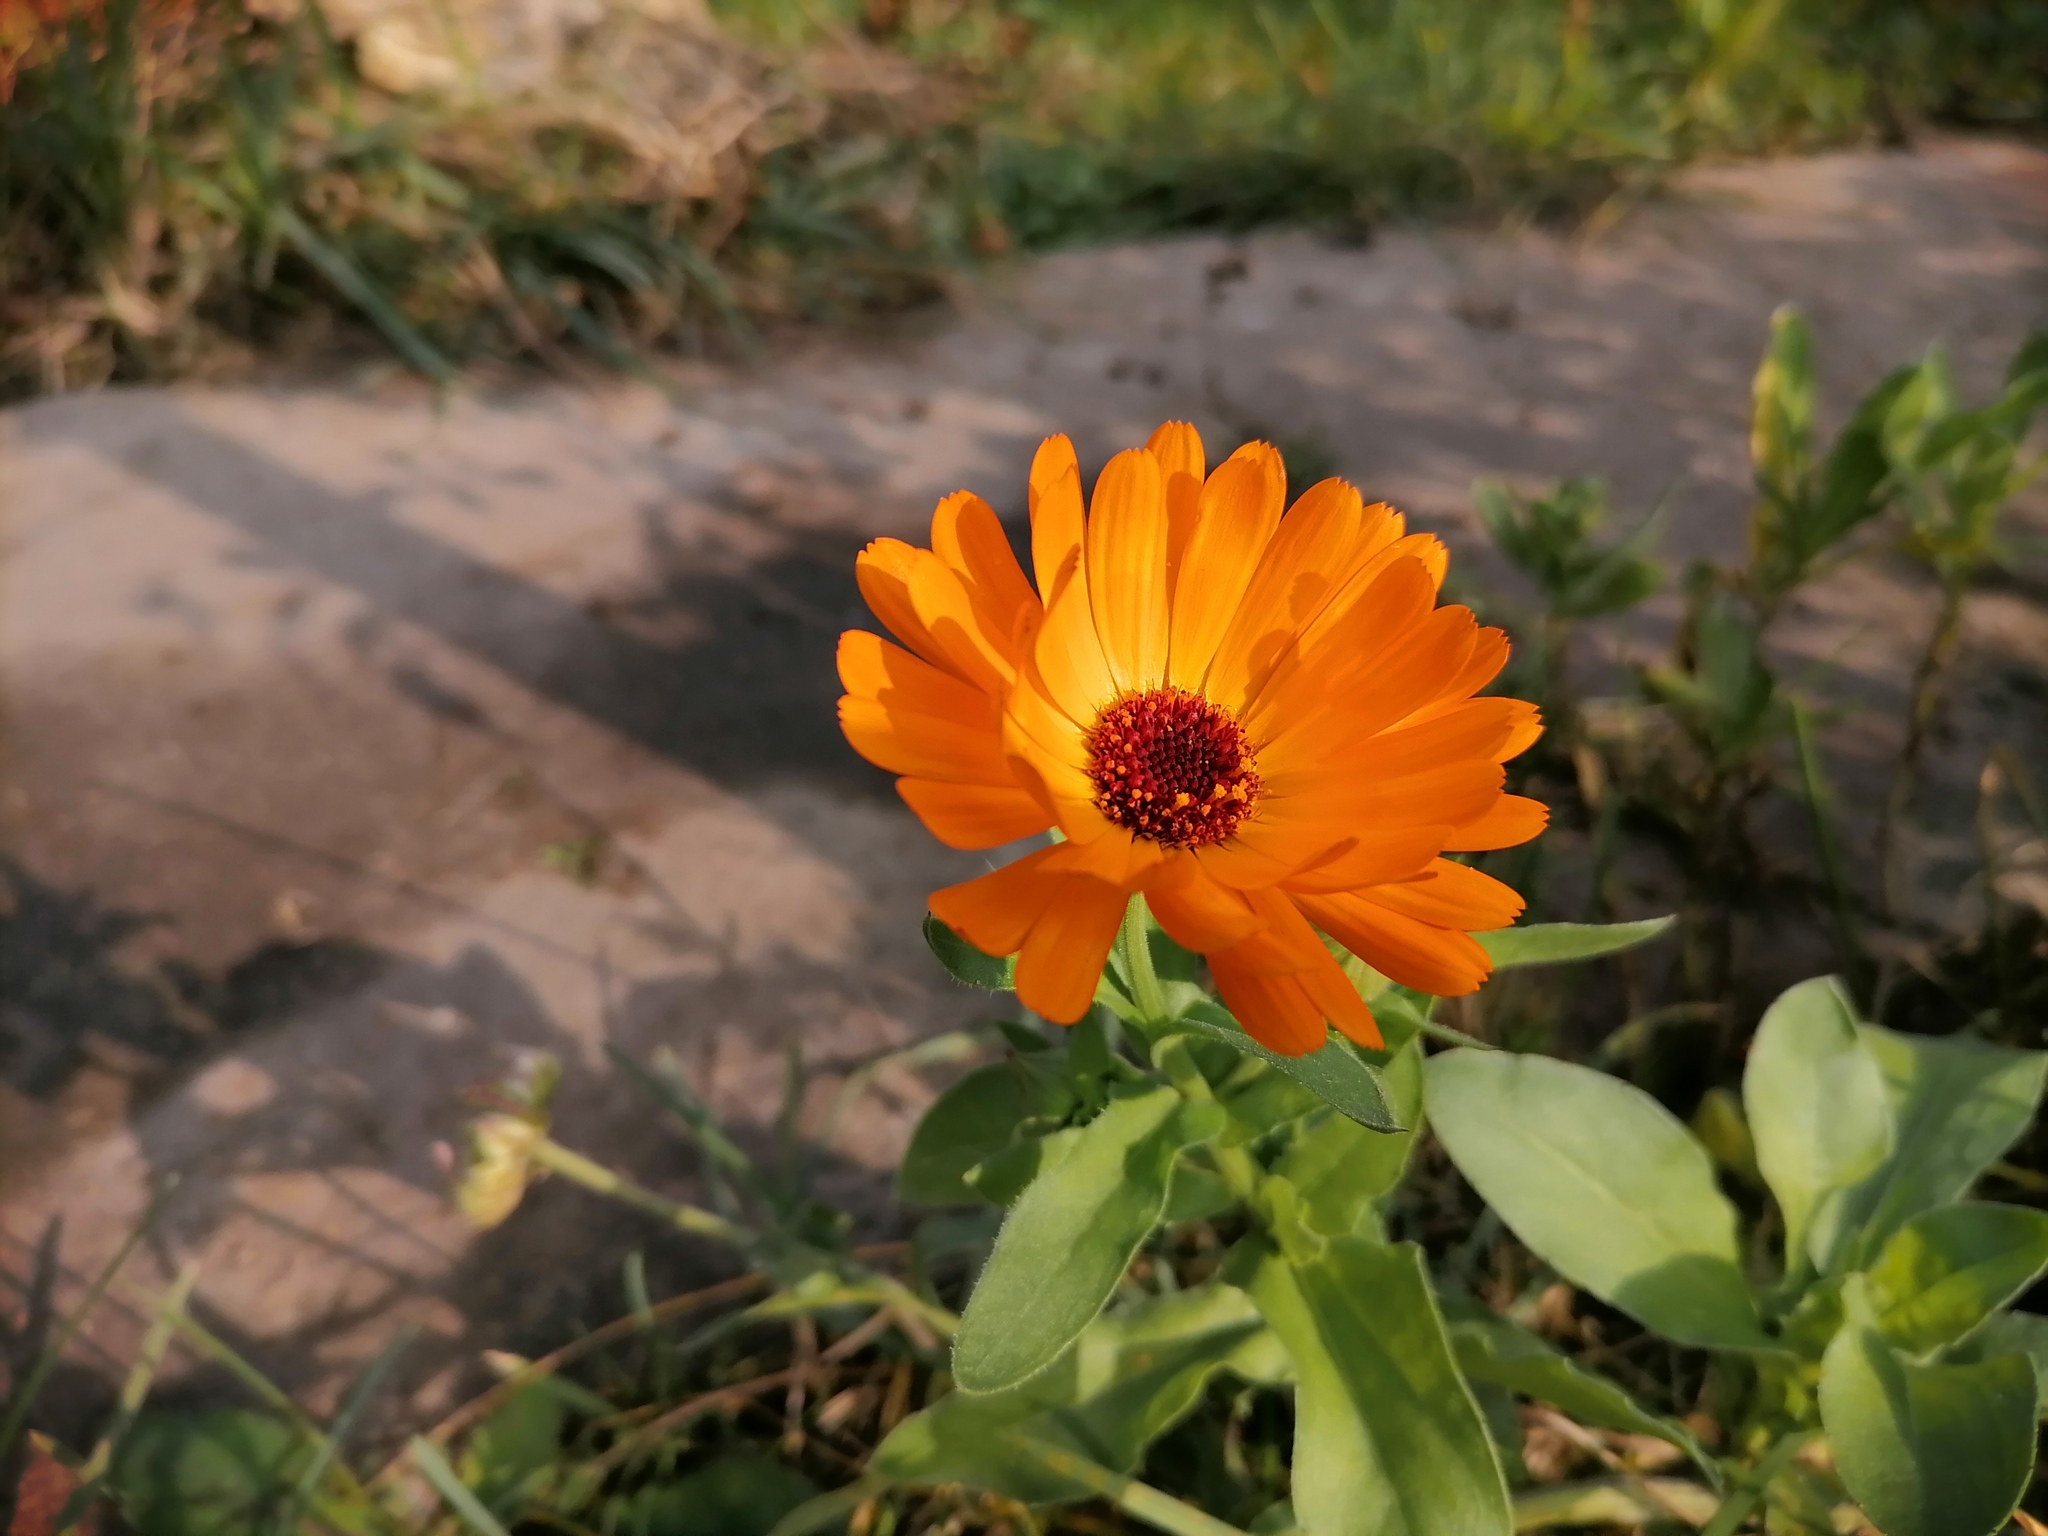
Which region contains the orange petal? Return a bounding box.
[1257,603,1480,775]
[1032,538,1119,723]
[1327,698,1525,785]
[1297,957,1384,1050]
[1140,850,1265,950]
[897,778,1052,850]
[1295,891,1494,997]
[1043,826,1169,885]
[856,539,949,674]
[1362,858,1526,931]
[1280,826,1450,894]
[928,845,1065,957]
[1242,554,1436,743]
[839,696,1009,782]
[932,489,1039,643]
[906,548,1015,693]
[1146,421,1206,595]
[1016,877,1129,1023]
[1205,477,1368,711]
[1166,445,1285,692]
[1193,814,1353,890]
[837,630,990,722]
[1087,448,1170,690]
[1441,793,1550,852]
[1005,745,1117,844]
[1498,700,1544,762]
[1029,436,1086,602]
[1388,624,1515,733]
[1275,509,1413,659]
[1206,961,1328,1056]
[1265,759,1505,834]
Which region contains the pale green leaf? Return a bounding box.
[1476,918,1674,970]
[900,1061,1047,1206]
[952,1086,1224,1392]
[874,1285,1280,1503]
[1272,1040,1424,1238]
[1444,1309,1716,1481]
[1742,977,1892,1271]
[1425,1050,1773,1350]
[1864,1203,2048,1355]
[1241,1238,1511,1536]
[1811,1026,2048,1274]
[1945,1312,2048,1416]
[924,914,1015,990]
[1169,1000,1398,1132]
[1820,1320,2036,1536]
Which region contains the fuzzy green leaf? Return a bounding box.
[1742,977,1893,1272]
[901,1061,1052,1206]
[1425,1050,1773,1351]
[1810,1026,2048,1274]
[952,1085,1225,1392]
[1241,1238,1511,1536]
[1820,1319,2036,1536]
[1864,1203,2048,1355]
[1168,1000,1399,1132]
[1476,917,1674,970]
[923,914,1016,991]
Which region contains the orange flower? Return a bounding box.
[838,424,1546,1055]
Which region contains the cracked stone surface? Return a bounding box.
[0,134,2043,1425]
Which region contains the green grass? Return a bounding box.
[0,0,2044,391]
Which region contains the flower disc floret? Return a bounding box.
[1085,687,1260,848]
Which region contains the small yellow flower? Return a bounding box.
[839,424,1545,1055]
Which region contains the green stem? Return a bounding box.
[1154,1037,1263,1206]
[1007,1434,1252,1536]
[1119,894,1170,1025]
[1791,698,1860,975]
[1697,1432,1811,1536]
[527,1137,751,1248]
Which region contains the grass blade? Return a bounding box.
[409,1436,513,1536]
[270,1323,418,1536]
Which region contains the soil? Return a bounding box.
[0,134,2043,1428]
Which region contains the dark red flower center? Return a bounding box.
[1084,687,1261,848]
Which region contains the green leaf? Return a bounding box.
[1820,1317,2036,1536]
[1945,1311,2048,1415]
[609,1457,816,1536]
[1475,917,1674,970]
[1240,1238,1511,1536]
[965,1124,1080,1208]
[111,1411,309,1536]
[874,1285,1280,1503]
[1742,977,1893,1271]
[1864,1203,2048,1355]
[1810,1026,2048,1274]
[1168,1000,1398,1132]
[1425,1050,1774,1351]
[952,1085,1225,1392]
[1752,306,1816,505]
[1272,1040,1424,1237]
[924,914,1016,990]
[901,1061,1049,1206]
[1444,1309,1716,1482]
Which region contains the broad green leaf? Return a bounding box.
[1946,1311,2048,1415]
[1444,1309,1716,1481]
[1425,1050,1773,1351]
[901,1061,1049,1206]
[874,1285,1280,1503]
[1742,977,1892,1270]
[953,1085,1225,1392]
[111,1411,309,1536]
[1169,1001,1398,1132]
[1476,917,1674,970]
[1864,1203,2048,1355]
[1273,1040,1424,1237]
[609,1458,816,1536]
[1215,1061,1323,1145]
[964,1124,1079,1208]
[1241,1238,1511,1536]
[1810,1026,2048,1274]
[924,914,1015,990]
[1820,1318,2036,1536]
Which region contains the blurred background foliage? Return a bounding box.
[1,0,2046,393]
